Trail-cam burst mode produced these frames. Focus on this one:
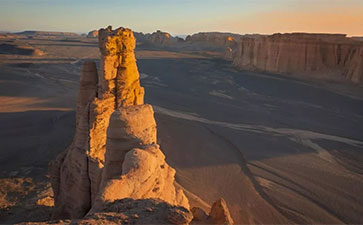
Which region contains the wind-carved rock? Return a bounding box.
[50,26,233,224]
[92,105,189,212]
[50,26,187,219]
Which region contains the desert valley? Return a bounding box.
[0,23,363,225]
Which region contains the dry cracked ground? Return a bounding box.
[0,36,363,224]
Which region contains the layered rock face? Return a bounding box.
[231,33,363,83]
[50,26,186,219]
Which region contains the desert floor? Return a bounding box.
[0,37,363,224]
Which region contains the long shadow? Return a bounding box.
[0,109,75,223]
[34,43,97,48]
[138,57,363,140]
[0,110,75,177]
[1,50,362,223]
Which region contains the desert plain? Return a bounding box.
[0,32,363,224]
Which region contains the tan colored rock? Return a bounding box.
[231,33,363,83]
[51,26,188,220]
[50,61,98,219]
[91,105,189,211]
[98,26,144,106]
[51,26,145,219]
[50,25,233,224]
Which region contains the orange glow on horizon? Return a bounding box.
[222,7,363,37]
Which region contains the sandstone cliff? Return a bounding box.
[50,26,233,224]
[231,33,363,83]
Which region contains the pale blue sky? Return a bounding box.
[1,0,363,36]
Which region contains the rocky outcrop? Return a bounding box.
[191,198,234,225]
[87,30,98,38]
[50,26,188,219]
[133,31,148,42]
[231,33,363,83]
[143,30,183,47]
[15,31,80,37]
[23,199,193,225]
[81,198,193,225]
[186,32,238,49]
[50,25,234,224]
[147,30,174,46]
[91,104,189,211]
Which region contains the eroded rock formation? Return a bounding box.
[186,32,238,49]
[50,25,233,224]
[51,26,162,219]
[145,30,180,46]
[231,33,363,83]
[92,104,189,211]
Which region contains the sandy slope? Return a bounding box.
[0,36,363,224]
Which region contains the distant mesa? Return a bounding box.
[145,30,179,46]
[87,28,184,47]
[229,32,363,83]
[186,32,240,48]
[182,31,363,83]
[15,30,81,37]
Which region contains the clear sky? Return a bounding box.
[1,0,363,36]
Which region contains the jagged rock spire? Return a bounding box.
[50,26,188,220]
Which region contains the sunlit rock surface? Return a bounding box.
[231,33,363,83]
[50,26,191,221]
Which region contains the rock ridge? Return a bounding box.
[230,33,363,83]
